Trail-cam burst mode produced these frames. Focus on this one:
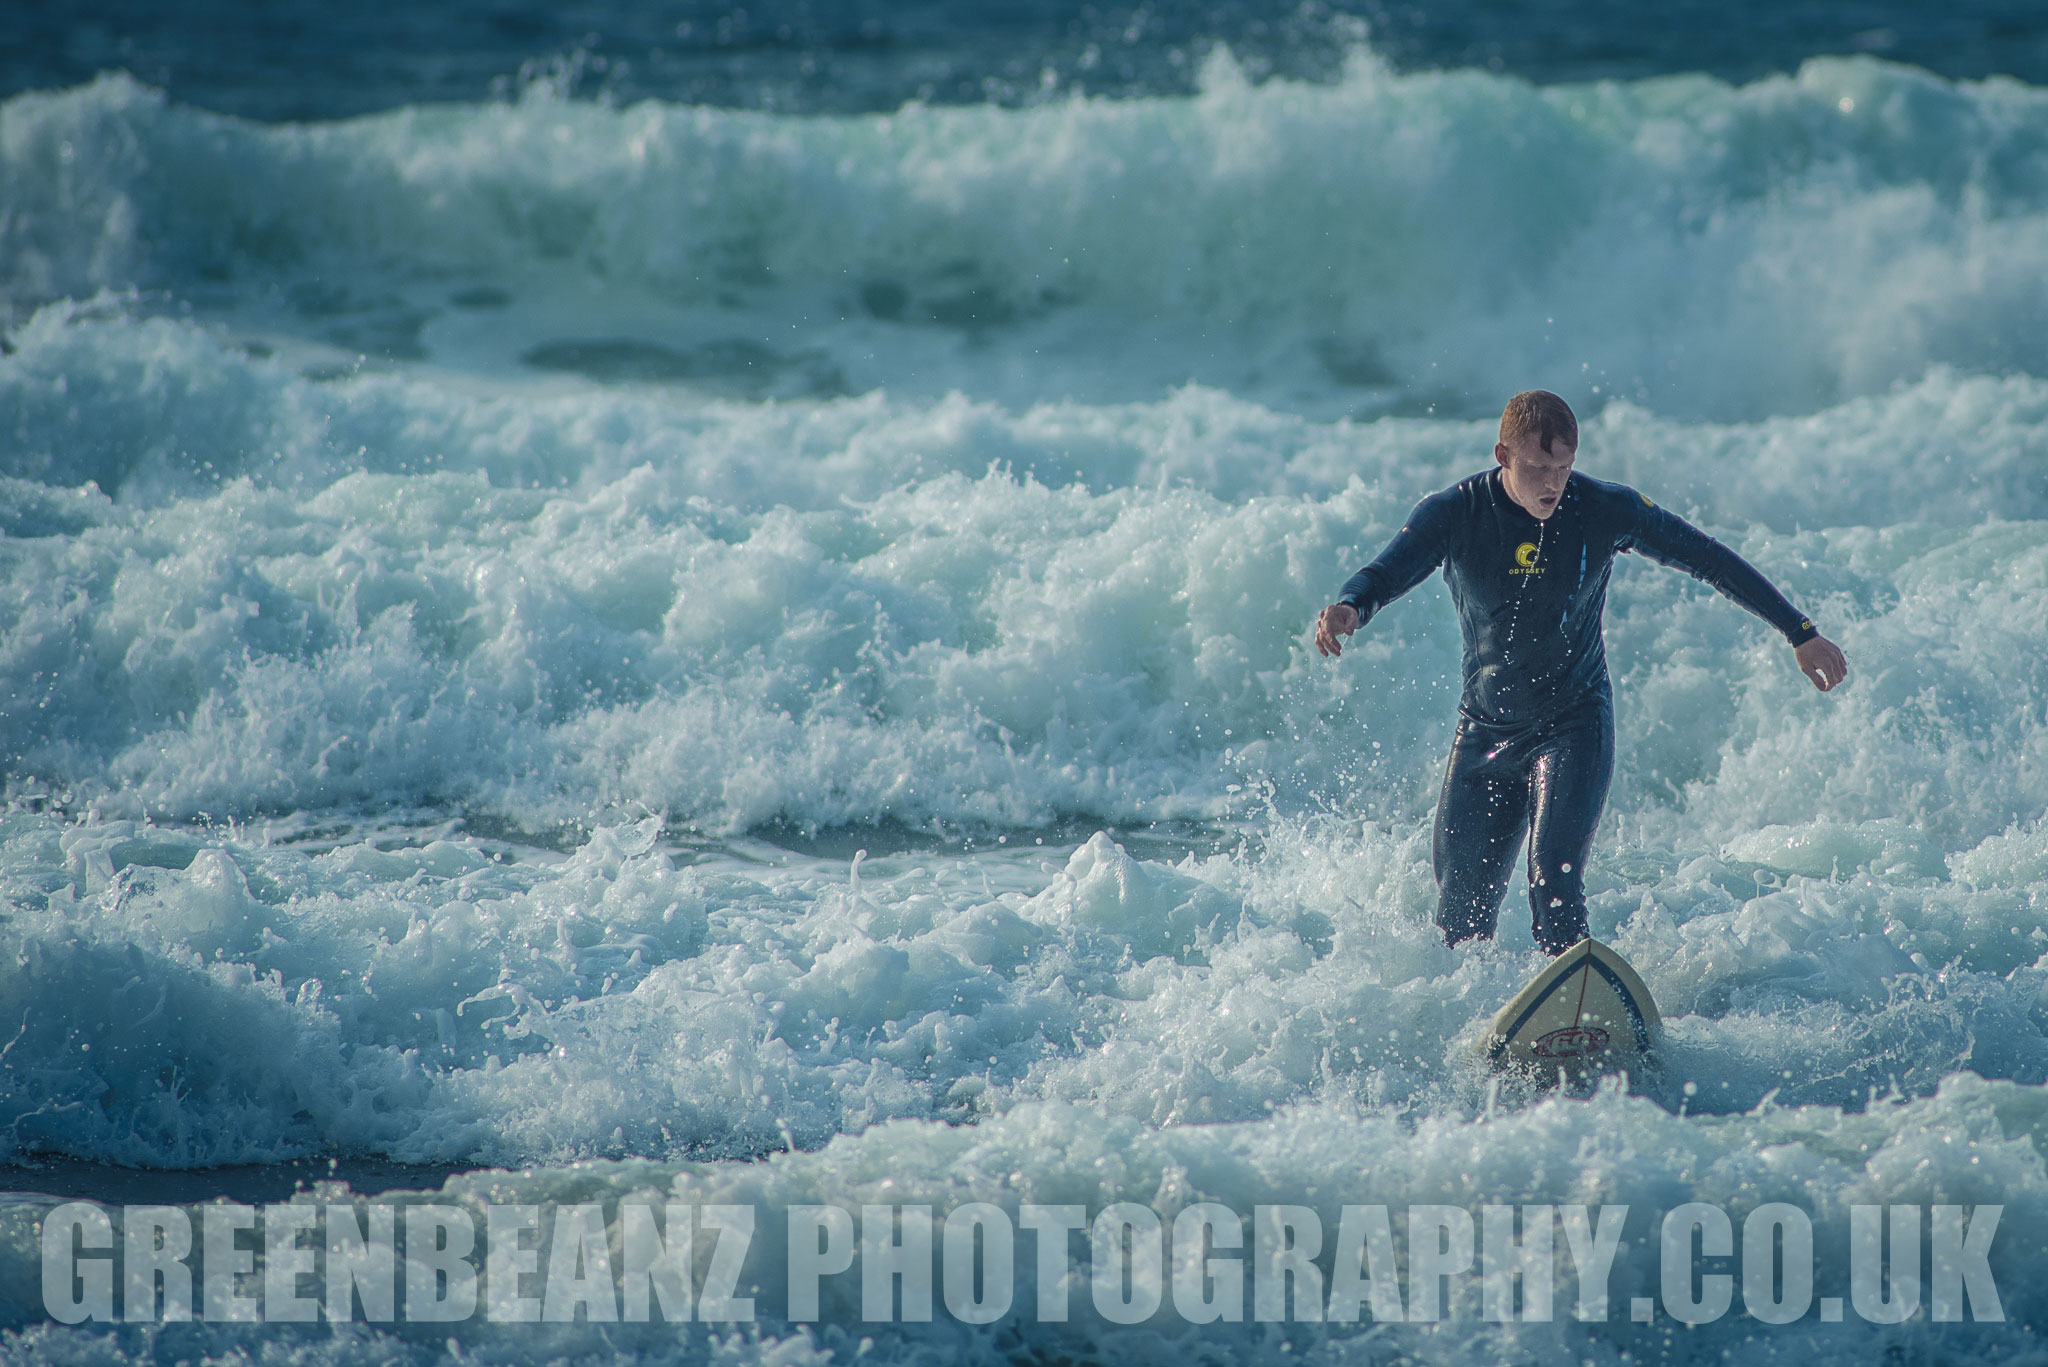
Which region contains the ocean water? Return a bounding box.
[3,2,2048,1362]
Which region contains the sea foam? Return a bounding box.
[5,55,2048,417]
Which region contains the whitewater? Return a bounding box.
[2,38,2047,1364]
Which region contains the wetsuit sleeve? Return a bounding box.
[1334,491,1457,626]
[1622,495,1819,645]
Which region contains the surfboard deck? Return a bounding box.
[1478,937,1661,1077]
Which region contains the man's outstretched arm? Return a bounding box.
[1315,492,1456,659]
[1627,497,1849,693]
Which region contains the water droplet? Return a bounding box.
[1561,862,1573,873]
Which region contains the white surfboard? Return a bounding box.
[1479,937,1661,1075]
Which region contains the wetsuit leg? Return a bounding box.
[1432,716,1531,946]
[1523,708,1615,956]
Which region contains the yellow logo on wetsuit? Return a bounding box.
[1511,541,1543,575]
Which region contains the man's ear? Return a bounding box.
[1493,441,1511,468]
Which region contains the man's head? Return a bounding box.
[1494,390,1578,520]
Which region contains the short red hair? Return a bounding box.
[1500,391,1578,455]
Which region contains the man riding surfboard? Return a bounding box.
[1315,391,1849,955]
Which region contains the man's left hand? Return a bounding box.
[1795,635,1848,692]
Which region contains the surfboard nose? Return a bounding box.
[1480,937,1662,1076]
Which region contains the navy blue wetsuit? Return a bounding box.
[1337,468,1817,955]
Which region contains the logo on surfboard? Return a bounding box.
[1529,1025,1611,1059]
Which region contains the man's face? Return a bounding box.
[1494,431,1576,520]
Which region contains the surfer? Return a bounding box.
[1314,391,1848,956]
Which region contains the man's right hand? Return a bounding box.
[1315,603,1360,658]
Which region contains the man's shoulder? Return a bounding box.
[1397,471,1494,541]
[1569,471,1648,504]
[1420,469,1494,511]
[1568,472,1656,526]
